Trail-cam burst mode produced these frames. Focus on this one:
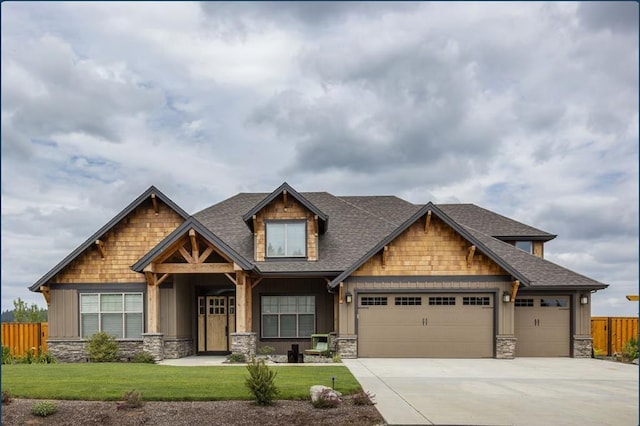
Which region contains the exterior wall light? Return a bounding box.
[345,292,353,304]
[503,292,511,303]
[580,294,589,305]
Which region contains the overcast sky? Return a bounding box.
[2,2,638,316]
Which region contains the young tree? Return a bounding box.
[12,298,47,323]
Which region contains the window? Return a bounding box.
[429,296,456,305]
[266,221,306,257]
[515,241,533,253]
[395,297,422,306]
[463,297,491,306]
[515,298,534,307]
[261,295,315,338]
[361,296,388,306]
[80,293,143,339]
[541,298,568,307]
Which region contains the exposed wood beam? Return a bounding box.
[189,229,199,261]
[236,271,247,332]
[145,272,159,333]
[314,215,319,236]
[339,282,344,304]
[233,262,243,271]
[95,240,106,259]
[251,277,264,289]
[511,280,520,302]
[151,193,159,215]
[146,263,235,274]
[41,286,51,305]
[224,273,237,285]
[252,215,258,234]
[425,210,432,234]
[467,245,476,268]
[178,246,194,264]
[382,246,389,268]
[156,273,170,286]
[283,190,288,210]
[154,236,189,264]
[198,246,214,263]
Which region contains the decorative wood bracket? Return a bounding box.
[283,190,288,210]
[95,240,106,259]
[198,246,214,263]
[151,193,159,215]
[41,286,51,305]
[178,246,194,263]
[382,246,389,268]
[314,215,319,236]
[339,282,344,304]
[189,229,199,261]
[251,277,264,289]
[425,211,432,234]
[467,245,476,268]
[224,273,237,286]
[252,215,258,234]
[511,280,520,302]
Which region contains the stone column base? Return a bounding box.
[231,332,256,360]
[334,335,357,359]
[142,333,165,361]
[48,340,88,363]
[496,336,517,359]
[573,336,593,358]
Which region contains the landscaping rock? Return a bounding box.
[310,385,341,403]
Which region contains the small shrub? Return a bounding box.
[622,337,638,362]
[352,389,376,406]
[2,390,12,404]
[257,345,276,356]
[130,351,155,364]
[332,353,342,363]
[312,388,341,409]
[227,353,247,363]
[2,346,13,365]
[23,347,36,364]
[245,357,279,405]
[87,332,119,362]
[122,389,144,408]
[31,401,57,417]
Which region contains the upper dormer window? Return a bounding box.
[266,221,306,258]
[515,241,533,253]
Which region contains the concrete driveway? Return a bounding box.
[343,358,638,426]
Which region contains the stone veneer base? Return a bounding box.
[334,336,357,359]
[496,336,517,359]
[47,339,143,363]
[573,336,593,358]
[231,332,257,360]
[142,333,165,361]
[163,338,194,359]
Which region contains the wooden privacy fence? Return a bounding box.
[591,317,638,356]
[1,322,48,356]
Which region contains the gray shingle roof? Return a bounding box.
[438,204,556,241]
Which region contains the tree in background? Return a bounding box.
[12,298,47,323]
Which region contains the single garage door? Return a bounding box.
[357,293,494,358]
[515,296,570,357]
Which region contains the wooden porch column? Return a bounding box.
[234,271,253,333]
[145,272,160,333]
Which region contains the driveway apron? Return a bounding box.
[343,358,639,426]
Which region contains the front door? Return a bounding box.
[197,296,235,353]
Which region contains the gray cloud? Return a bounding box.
[578,1,639,33]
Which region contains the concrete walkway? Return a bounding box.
[157,355,339,367]
[343,358,639,426]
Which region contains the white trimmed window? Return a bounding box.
[266,221,306,258]
[80,293,143,339]
[261,295,315,338]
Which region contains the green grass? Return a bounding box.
[1,363,361,401]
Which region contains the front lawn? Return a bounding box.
[1,363,361,401]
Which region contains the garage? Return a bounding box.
[357,293,495,358]
[514,295,570,357]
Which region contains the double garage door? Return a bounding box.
[358,293,494,358]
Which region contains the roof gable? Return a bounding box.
[241,182,328,233]
[29,186,189,292]
[132,216,254,272]
[328,202,530,289]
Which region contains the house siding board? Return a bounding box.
[351,216,508,277]
[175,276,193,338]
[53,200,183,284]
[49,288,79,339]
[160,285,176,337]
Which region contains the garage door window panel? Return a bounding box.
[361,296,388,306]
[540,298,568,307]
[395,297,422,306]
[463,297,491,306]
[429,296,456,305]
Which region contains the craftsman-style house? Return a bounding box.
[30,183,607,362]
